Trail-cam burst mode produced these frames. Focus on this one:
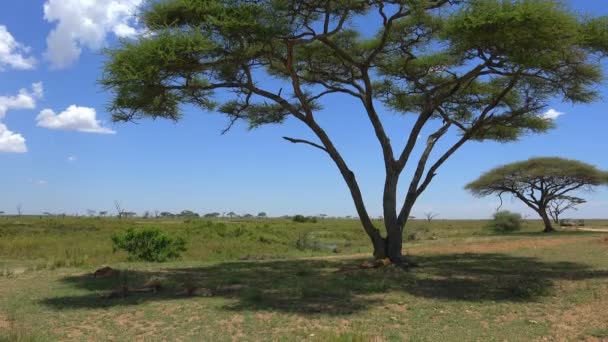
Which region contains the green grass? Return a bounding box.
[1,217,607,341]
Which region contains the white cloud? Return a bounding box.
[43,0,143,68]
[0,82,44,120]
[0,26,36,71]
[37,105,116,134]
[542,109,564,120]
[0,83,43,153]
[67,155,77,162]
[0,123,27,153]
[28,178,48,186]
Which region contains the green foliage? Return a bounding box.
[292,215,318,223]
[102,0,608,141]
[489,211,523,233]
[179,210,199,218]
[466,157,608,204]
[111,228,186,262]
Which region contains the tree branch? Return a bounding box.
[282,136,328,153]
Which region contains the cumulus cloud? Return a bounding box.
[542,109,564,120]
[0,83,43,153]
[37,105,116,134]
[0,26,36,71]
[0,82,43,120]
[0,123,27,153]
[43,0,143,68]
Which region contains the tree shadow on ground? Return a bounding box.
[40,253,608,315]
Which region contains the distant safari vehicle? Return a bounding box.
[559,219,585,227]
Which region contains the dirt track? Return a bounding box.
[575,227,608,233]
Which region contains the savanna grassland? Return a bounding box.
[1,217,607,341]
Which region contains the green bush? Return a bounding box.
[489,211,523,233]
[292,215,318,223]
[111,228,186,262]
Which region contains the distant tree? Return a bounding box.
[242,213,253,218]
[160,211,175,218]
[86,209,97,217]
[424,212,439,223]
[154,210,160,218]
[319,214,328,219]
[293,215,317,223]
[16,204,23,217]
[226,211,237,218]
[143,210,151,219]
[99,211,108,218]
[43,212,52,216]
[548,196,586,225]
[123,212,137,218]
[257,212,267,218]
[179,210,199,218]
[0,211,4,216]
[102,0,608,264]
[204,212,221,218]
[114,201,125,219]
[466,158,608,232]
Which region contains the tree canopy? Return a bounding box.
[466,157,608,232]
[102,0,608,263]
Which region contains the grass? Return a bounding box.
[1,217,607,341]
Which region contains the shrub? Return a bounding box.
[489,211,523,233]
[111,228,186,262]
[292,215,318,223]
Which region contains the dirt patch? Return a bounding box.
[545,299,608,340]
[0,312,9,329]
[577,228,608,233]
[409,236,597,255]
[219,314,245,341]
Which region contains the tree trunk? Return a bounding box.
[372,237,387,260]
[540,209,555,233]
[385,223,403,263]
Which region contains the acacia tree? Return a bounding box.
[466,158,608,232]
[114,201,126,219]
[424,211,439,223]
[548,196,586,224]
[102,0,608,265]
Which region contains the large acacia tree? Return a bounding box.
[102,0,608,265]
[466,158,608,232]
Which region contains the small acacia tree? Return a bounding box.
[466,158,608,232]
[548,196,586,224]
[102,0,608,265]
[424,211,439,223]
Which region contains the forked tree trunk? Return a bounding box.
[539,209,555,233]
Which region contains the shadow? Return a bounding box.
[40,253,608,315]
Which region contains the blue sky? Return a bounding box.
[0,1,606,218]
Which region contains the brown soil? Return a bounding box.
[0,312,9,329]
[410,236,597,255]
